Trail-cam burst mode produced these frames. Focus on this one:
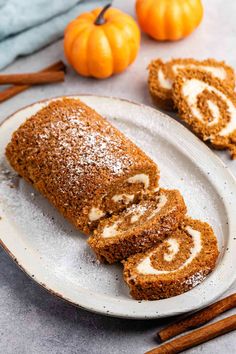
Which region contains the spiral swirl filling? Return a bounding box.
[137,227,201,275]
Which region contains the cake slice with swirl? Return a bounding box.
[173,69,236,159]
[88,189,186,263]
[148,58,235,111]
[123,218,219,300]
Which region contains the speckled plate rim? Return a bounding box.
[0,94,236,320]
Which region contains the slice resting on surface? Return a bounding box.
[148,58,235,111]
[88,189,187,263]
[173,69,236,159]
[123,217,219,300]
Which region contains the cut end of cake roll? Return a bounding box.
[172,69,236,159]
[5,98,160,234]
[88,189,187,264]
[123,217,219,301]
[148,59,174,111]
[148,58,235,111]
[167,58,235,90]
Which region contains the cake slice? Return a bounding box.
[88,189,187,263]
[173,69,236,159]
[148,58,235,111]
[148,59,174,110]
[123,217,219,300]
[6,98,159,234]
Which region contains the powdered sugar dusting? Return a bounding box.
[123,193,166,222]
[35,105,132,179]
[7,98,158,217]
[184,271,206,287]
[99,192,169,238]
[125,202,149,216]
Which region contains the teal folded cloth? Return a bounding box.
[0,0,110,70]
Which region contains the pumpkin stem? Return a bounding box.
[94,3,111,25]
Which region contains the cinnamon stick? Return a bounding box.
[0,71,64,85]
[0,61,66,103]
[146,314,236,354]
[157,293,236,342]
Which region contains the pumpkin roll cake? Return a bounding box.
[123,217,219,300]
[88,189,187,263]
[6,98,159,234]
[148,58,235,110]
[173,69,236,159]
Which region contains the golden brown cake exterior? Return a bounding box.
[148,58,235,111]
[123,218,219,300]
[173,69,236,159]
[88,189,187,263]
[6,98,159,234]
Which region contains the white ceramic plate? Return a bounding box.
[0,95,236,319]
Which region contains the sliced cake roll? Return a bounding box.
[6,98,159,234]
[88,189,187,263]
[148,58,235,111]
[123,218,219,300]
[148,59,174,110]
[173,69,236,159]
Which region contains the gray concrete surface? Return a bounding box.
[0,0,236,353]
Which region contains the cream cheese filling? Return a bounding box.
[101,194,168,238]
[127,174,149,190]
[102,221,119,238]
[182,78,236,136]
[163,238,179,262]
[158,65,227,92]
[157,69,172,89]
[88,207,105,222]
[136,227,202,275]
[112,193,135,204]
[130,212,142,224]
[172,64,227,81]
[147,195,167,220]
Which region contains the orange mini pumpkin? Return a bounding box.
[136,0,203,41]
[64,4,140,79]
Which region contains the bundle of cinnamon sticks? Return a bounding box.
[0,61,66,103]
[146,293,236,354]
